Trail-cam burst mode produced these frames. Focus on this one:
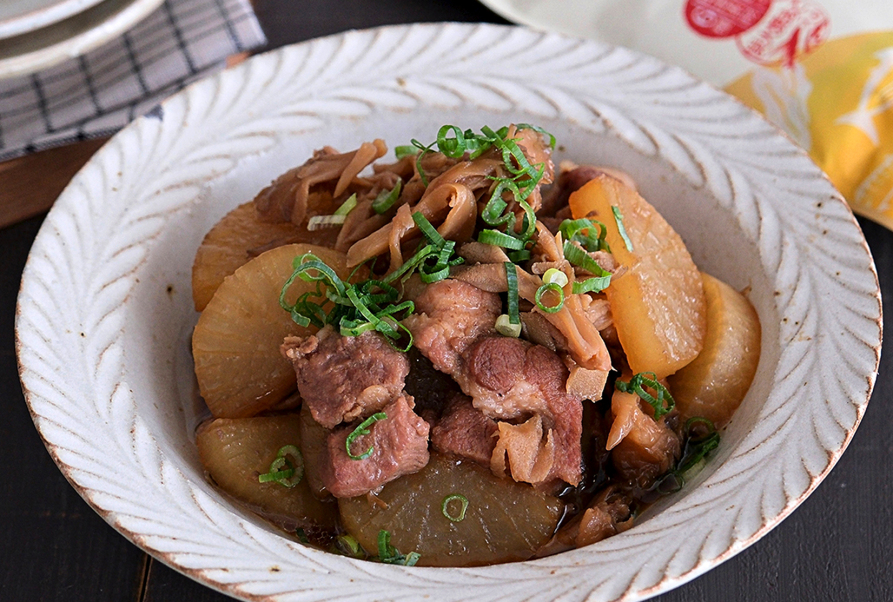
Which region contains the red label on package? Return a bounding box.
[685,0,771,38]
[735,0,831,66]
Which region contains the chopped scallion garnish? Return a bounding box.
[372,180,403,214]
[412,211,445,247]
[612,206,634,252]
[394,145,417,159]
[563,241,613,294]
[441,493,469,522]
[335,534,365,558]
[650,416,721,496]
[334,193,358,216]
[507,249,531,262]
[258,445,303,487]
[535,282,565,313]
[376,529,420,566]
[542,268,569,287]
[615,372,675,419]
[307,214,347,231]
[504,262,520,325]
[345,412,387,460]
[307,193,358,230]
[411,124,551,253]
[571,275,612,294]
[495,314,521,338]
[677,417,720,474]
[478,229,527,250]
[515,122,557,149]
[410,138,436,186]
[559,218,611,253]
[280,254,414,350]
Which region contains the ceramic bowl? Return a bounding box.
[0,0,164,79]
[17,22,882,601]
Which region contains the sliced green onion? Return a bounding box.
[612,206,634,252]
[495,314,522,338]
[563,241,613,290]
[436,125,467,159]
[480,181,512,226]
[462,130,494,159]
[307,214,347,230]
[377,529,391,559]
[516,123,557,148]
[281,255,347,320]
[282,253,419,350]
[414,124,551,253]
[372,180,403,214]
[258,445,303,487]
[394,145,417,159]
[334,193,358,216]
[441,493,469,522]
[434,125,506,159]
[339,319,376,338]
[559,218,610,253]
[482,125,534,177]
[478,229,527,250]
[572,275,612,294]
[535,282,565,313]
[419,265,450,283]
[504,262,520,325]
[650,417,721,497]
[542,268,568,287]
[406,213,462,285]
[677,417,720,474]
[412,212,446,248]
[418,240,456,283]
[257,466,293,483]
[507,249,531,263]
[345,412,387,460]
[615,372,675,419]
[296,528,310,544]
[377,529,420,566]
[335,534,365,558]
[306,193,359,230]
[410,138,435,187]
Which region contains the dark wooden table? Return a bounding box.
[2,1,891,600]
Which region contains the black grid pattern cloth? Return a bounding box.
[0,0,265,161]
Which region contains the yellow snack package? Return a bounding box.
[481,0,893,228]
[728,31,893,226]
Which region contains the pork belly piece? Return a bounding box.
[402,278,583,486]
[322,395,430,498]
[430,393,498,467]
[554,486,634,549]
[403,279,501,374]
[607,390,681,490]
[463,336,584,487]
[281,326,409,429]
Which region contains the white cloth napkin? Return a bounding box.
[0,0,266,161]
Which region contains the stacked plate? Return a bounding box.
[0,0,164,79]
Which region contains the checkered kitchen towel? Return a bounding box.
[0,0,265,161]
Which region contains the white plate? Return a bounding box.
[0,0,163,79]
[17,22,882,602]
[0,0,105,40]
